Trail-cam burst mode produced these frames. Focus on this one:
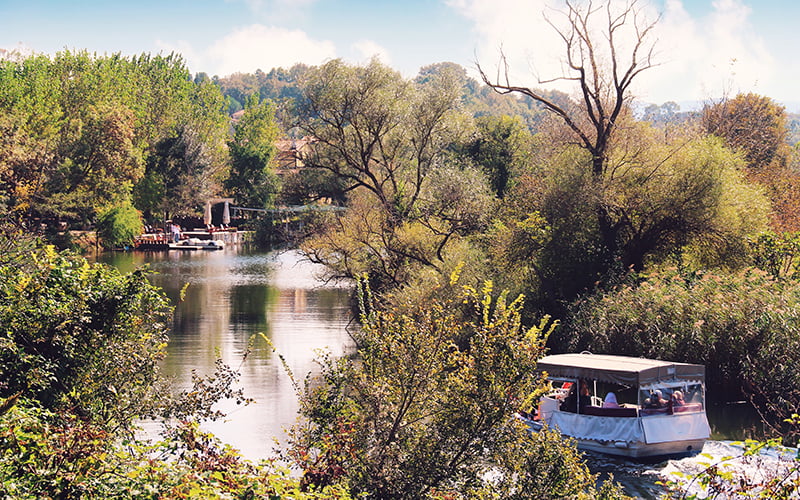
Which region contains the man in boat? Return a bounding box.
[561,379,592,413]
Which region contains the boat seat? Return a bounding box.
[580,406,637,417]
[672,403,702,413]
[639,407,670,416]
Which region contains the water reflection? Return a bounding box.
[95,246,354,460]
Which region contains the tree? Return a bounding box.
[293,58,464,222]
[225,95,280,209]
[0,51,230,229]
[96,199,143,249]
[479,0,658,267]
[44,102,143,224]
[295,59,492,289]
[458,115,533,197]
[288,277,627,498]
[702,92,791,170]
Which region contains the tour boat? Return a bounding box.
[521,353,710,459]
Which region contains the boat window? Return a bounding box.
[594,382,636,408]
[640,383,705,414]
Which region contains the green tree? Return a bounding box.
[702,92,791,170]
[459,115,533,197]
[0,51,230,228]
[288,277,628,499]
[295,59,493,290]
[225,95,280,209]
[293,58,464,221]
[95,199,143,249]
[480,0,658,274]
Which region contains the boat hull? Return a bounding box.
[524,418,704,459]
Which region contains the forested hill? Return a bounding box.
[212,61,571,131]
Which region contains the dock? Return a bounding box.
[134,229,247,251]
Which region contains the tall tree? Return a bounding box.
[479,0,658,267]
[295,59,490,288]
[293,58,463,222]
[225,95,280,209]
[702,92,791,170]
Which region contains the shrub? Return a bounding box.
[96,200,143,249]
[562,267,800,442]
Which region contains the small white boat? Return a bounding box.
[169,238,225,250]
[521,353,710,459]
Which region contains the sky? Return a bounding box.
[2,0,799,111]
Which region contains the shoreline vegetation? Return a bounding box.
[3,0,800,497]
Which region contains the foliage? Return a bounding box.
[0,240,171,430]
[0,403,352,499]
[295,59,494,290]
[480,0,658,272]
[0,50,230,227]
[659,433,800,499]
[225,95,281,209]
[604,131,769,271]
[287,276,627,498]
[748,230,800,279]
[562,266,800,441]
[455,114,534,198]
[494,123,769,310]
[95,199,143,249]
[293,58,465,220]
[702,92,791,170]
[0,233,352,499]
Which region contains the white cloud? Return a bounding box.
[202,25,336,76]
[351,39,391,66]
[637,0,775,104]
[451,0,777,105]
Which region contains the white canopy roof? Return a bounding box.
[536,353,705,386]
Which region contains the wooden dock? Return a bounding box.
[134,229,247,251]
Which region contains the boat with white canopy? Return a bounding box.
[522,353,710,459]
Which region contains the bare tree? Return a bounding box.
[479,0,658,263]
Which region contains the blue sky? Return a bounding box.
[2,0,799,110]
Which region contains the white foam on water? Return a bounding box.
[654,440,799,498]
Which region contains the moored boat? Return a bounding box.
[521,353,710,459]
[169,237,225,250]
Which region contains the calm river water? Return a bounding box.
[96,244,779,498]
[95,244,354,460]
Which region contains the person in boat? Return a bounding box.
[602,392,620,408]
[645,389,668,408]
[671,390,685,407]
[561,380,592,413]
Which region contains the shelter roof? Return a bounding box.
[536,353,705,386]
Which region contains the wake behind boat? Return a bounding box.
[521,353,710,459]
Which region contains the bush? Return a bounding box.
[96,200,143,249]
[562,267,800,442]
[287,276,628,498]
[0,243,171,429]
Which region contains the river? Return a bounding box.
[95,244,354,459]
[95,244,783,498]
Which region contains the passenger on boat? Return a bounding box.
[561,380,592,413]
[560,384,577,412]
[671,390,685,407]
[602,392,620,408]
[645,390,668,408]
